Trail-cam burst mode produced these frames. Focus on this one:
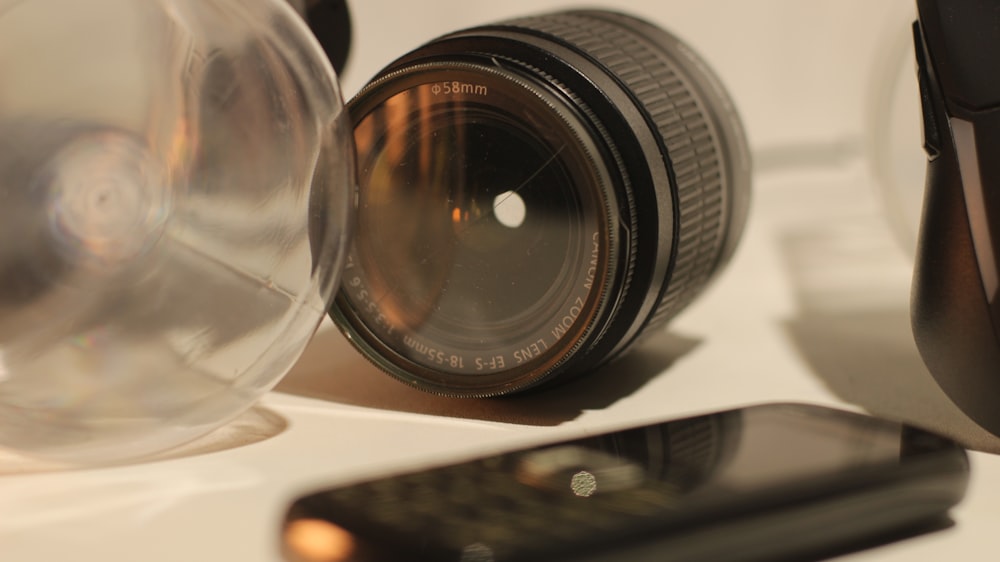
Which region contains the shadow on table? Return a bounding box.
[779,222,1000,453]
[275,327,701,426]
[0,324,700,473]
[786,305,1000,453]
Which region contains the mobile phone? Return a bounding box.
[281,403,969,562]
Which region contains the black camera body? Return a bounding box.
[912,0,1000,434]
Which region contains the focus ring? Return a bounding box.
[503,12,727,333]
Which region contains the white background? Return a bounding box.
[342,0,911,151]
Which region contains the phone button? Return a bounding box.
[914,22,943,160]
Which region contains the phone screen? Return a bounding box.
[282,403,967,562]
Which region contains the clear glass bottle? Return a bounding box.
[0,0,353,463]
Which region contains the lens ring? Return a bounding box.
[330,10,751,395]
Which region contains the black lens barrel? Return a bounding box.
[332,10,750,395]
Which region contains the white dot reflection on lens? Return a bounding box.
[492,190,527,228]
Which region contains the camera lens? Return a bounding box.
[332,10,751,396]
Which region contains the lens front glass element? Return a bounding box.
[338,66,613,392]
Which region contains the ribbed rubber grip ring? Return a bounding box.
[503,11,729,334]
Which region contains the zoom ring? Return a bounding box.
[505,12,727,334]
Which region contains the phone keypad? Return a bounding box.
[307,448,686,560]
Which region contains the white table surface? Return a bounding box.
[4,152,1000,561]
[5,2,1000,559]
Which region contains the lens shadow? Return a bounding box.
[274,327,700,426]
[779,220,1000,453]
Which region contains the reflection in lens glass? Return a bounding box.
[356,112,580,334]
[341,70,611,387]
